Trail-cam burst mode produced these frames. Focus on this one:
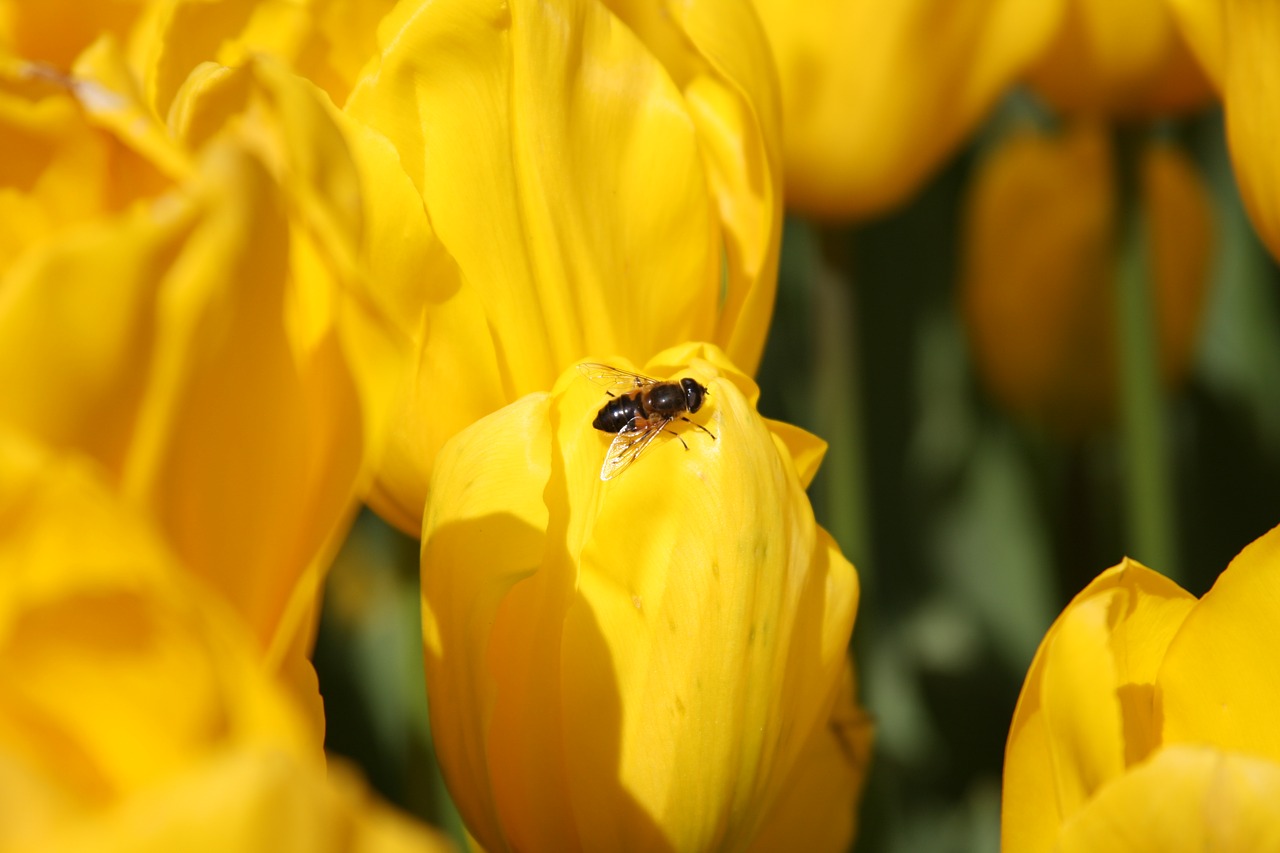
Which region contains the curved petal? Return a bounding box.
[559,345,857,850]
[0,0,145,70]
[753,0,1065,218]
[1218,0,1280,262]
[603,0,783,374]
[0,429,317,811]
[1003,560,1196,852]
[1055,745,1280,852]
[748,658,872,853]
[420,392,556,852]
[1159,523,1280,761]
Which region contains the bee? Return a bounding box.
[577,362,717,481]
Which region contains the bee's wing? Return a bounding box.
[577,362,659,396]
[600,418,667,481]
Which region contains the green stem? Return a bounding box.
[814,228,872,574]
[1115,133,1178,578]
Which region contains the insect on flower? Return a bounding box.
[578,363,716,481]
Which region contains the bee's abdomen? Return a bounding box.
[593,394,645,433]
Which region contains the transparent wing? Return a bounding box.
[600,418,668,481]
[576,362,659,396]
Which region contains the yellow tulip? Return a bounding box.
[0,428,451,853]
[420,343,862,851]
[1025,0,1215,118]
[0,46,400,682]
[1003,524,1280,851]
[962,122,1211,434]
[1167,0,1280,264]
[751,0,1064,218]
[342,0,783,534]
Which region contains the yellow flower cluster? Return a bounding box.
[0,0,866,850]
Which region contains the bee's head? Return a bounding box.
[681,377,709,413]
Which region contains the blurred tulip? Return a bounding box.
[752,0,1064,218]
[1003,523,1280,851]
[420,343,862,851]
[1025,0,1214,118]
[0,47,400,682]
[342,0,783,534]
[962,122,1211,435]
[1168,0,1280,265]
[0,428,451,853]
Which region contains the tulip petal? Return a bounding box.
[420,393,558,852]
[1055,745,1280,852]
[1160,523,1280,761]
[752,0,1064,218]
[0,429,316,809]
[1003,560,1196,852]
[559,348,856,849]
[603,0,783,374]
[346,0,720,401]
[749,659,871,853]
[1218,0,1280,262]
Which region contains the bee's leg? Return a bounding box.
[680,416,716,440]
[606,391,616,398]
[659,421,690,451]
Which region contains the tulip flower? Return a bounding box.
[1025,0,1214,118]
[342,0,783,534]
[1167,0,1280,265]
[420,343,862,851]
[962,122,1211,434]
[1003,523,1280,850]
[0,428,451,852]
[751,0,1064,218]
[0,46,400,683]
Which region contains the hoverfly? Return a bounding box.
[577,363,717,481]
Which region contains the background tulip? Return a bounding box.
[419,343,861,851]
[962,122,1212,434]
[752,0,1064,219]
[1024,0,1214,118]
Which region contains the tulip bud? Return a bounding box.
[1004,524,1280,850]
[420,343,863,851]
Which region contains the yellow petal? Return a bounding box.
[603,0,784,374]
[963,123,1212,434]
[421,392,556,851]
[1003,559,1196,852]
[1218,0,1280,262]
[0,429,316,821]
[1160,523,1280,761]
[749,658,872,853]
[753,0,1065,218]
[0,56,173,270]
[0,0,145,70]
[348,0,754,530]
[422,343,860,850]
[1025,0,1215,117]
[1055,745,1280,852]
